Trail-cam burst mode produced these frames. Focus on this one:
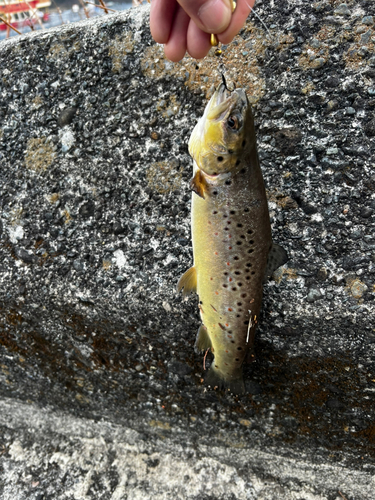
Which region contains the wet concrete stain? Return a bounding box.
[1,301,374,462]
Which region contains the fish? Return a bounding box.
[177,82,287,395]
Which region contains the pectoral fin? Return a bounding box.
[194,324,211,353]
[264,243,288,281]
[177,266,197,297]
[190,170,207,199]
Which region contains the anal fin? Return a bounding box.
[194,324,211,353]
[264,243,288,282]
[177,266,197,297]
[190,170,207,199]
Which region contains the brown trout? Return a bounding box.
[178,83,287,395]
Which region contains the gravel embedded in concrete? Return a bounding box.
[0,1,375,498]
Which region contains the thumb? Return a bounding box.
[177,0,233,33]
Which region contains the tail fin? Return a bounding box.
[205,364,245,395]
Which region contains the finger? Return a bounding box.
[164,6,190,62]
[218,0,254,45]
[150,0,177,44]
[186,20,211,60]
[177,0,232,34]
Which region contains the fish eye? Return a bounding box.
[227,114,241,130]
[227,116,237,129]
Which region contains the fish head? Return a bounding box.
[188,83,255,177]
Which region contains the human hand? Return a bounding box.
[150,0,255,62]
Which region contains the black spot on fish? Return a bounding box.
[240,235,245,239]
[223,214,227,218]
[228,149,234,154]
[217,156,223,162]
[241,293,247,298]
[222,284,228,288]
[227,221,231,224]
[248,249,254,253]
[213,190,218,195]
[246,263,252,268]
[213,211,218,214]
[234,271,241,275]
[249,240,254,244]
[232,287,237,291]
[236,160,241,166]
[236,241,242,245]
[235,358,240,361]
[237,302,242,306]
[247,229,253,233]
[237,223,243,228]
[225,180,232,186]
[244,208,249,212]
[251,271,255,275]
[237,347,242,350]
[230,210,236,215]
[245,276,250,280]
[231,341,235,343]
[234,256,239,261]
[238,283,243,287]
[242,140,246,147]
[240,168,246,174]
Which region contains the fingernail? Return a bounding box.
[198,0,232,33]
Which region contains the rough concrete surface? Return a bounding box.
[0,1,375,498]
[1,398,375,500]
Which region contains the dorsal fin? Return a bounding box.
[264,243,288,281]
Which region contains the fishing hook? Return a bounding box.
[219,65,236,93]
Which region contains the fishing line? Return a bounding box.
[213,0,273,89]
[246,311,252,344]
[246,1,272,40]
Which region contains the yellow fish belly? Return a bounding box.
[191,160,272,394]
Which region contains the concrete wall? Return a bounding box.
[0,2,374,498]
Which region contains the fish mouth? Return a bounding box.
[207,83,230,120]
[207,84,247,121]
[213,83,229,106]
